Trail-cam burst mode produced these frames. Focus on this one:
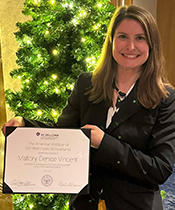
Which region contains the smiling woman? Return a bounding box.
[2,4,175,210]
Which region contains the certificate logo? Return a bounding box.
[41,175,53,187]
[36,132,59,140]
[36,132,40,136]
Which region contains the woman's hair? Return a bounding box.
[88,5,172,109]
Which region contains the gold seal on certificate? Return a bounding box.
[3,127,90,194]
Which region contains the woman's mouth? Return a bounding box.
[122,54,139,58]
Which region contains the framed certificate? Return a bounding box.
[3,127,90,194]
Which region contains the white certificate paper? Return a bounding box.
[3,127,90,194]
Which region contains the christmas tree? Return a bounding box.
[6,0,115,209]
[6,0,115,123]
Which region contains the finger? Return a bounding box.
[81,124,95,129]
[2,124,7,135]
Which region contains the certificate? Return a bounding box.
[3,127,90,194]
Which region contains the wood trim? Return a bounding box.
[157,0,175,87]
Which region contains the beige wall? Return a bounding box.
[1,0,31,120]
[133,0,157,20]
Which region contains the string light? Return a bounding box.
[34,0,41,4]
[51,74,57,80]
[66,83,74,90]
[37,110,42,116]
[29,204,34,209]
[44,81,48,85]
[50,0,55,5]
[25,79,30,83]
[54,88,60,94]
[93,24,100,30]
[45,30,49,35]
[52,49,59,55]
[81,38,86,42]
[27,40,32,45]
[62,3,69,8]
[97,3,102,8]
[51,109,58,117]
[69,3,73,8]
[37,54,41,58]
[72,18,78,25]
[79,10,87,17]
[17,102,22,107]
[49,194,53,198]
[86,56,96,65]
[23,36,32,45]
[62,3,73,8]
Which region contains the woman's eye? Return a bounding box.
[118,35,127,39]
[136,36,146,41]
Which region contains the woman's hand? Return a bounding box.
[2,116,25,135]
[82,124,104,149]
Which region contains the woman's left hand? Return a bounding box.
[81,124,104,149]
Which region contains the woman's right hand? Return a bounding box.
[1,116,25,135]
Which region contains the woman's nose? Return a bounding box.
[126,39,135,50]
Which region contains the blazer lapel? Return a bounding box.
[106,84,142,134]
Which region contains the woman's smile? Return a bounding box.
[121,53,140,58]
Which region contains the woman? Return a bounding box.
[2,5,175,210]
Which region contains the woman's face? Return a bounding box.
[112,18,149,72]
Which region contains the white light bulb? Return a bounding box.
[62,3,68,7]
[79,10,86,17]
[94,25,98,30]
[86,57,90,62]
[27,40,32,44]
[34,0,41,4]
[51,109,58,116]
[50,0,55,5]
[37,110,42,116]
[69,3,73,8]
[29,204,34,209]
[51,74,57,80]
[45,30,49,35]
[55,88,59,93]
[72,19,78,25]
[53,49,58,55]
[81,38,86,42]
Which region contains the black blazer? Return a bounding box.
[25,73,175,210]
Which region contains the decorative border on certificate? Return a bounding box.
[3,127,90,194]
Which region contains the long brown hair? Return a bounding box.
[88,5,172,109]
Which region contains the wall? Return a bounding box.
[133,0,157,20]
[0,1,31,209]
[1,0,31,120]
[157,0,175,87]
